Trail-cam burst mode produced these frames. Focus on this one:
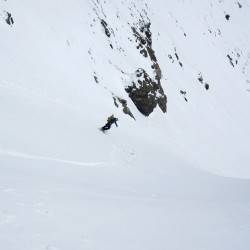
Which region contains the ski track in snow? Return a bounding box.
[0,150,108,167]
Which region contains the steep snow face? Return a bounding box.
[87,0,250,177]
[1,0,250,177]
[1,0,250,250]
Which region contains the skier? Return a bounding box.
[101,115,118,132]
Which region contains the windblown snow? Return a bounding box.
[1,0,250,249]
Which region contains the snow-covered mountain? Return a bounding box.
[1,0,250,249]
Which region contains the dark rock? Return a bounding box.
[227,54,234,67]
[117,97,135,119]
[205,83,210,90]
[198,73,210,91]
[198,73,204,83]
[93,75,99,84]
[101,19,111,37]
[130,19,167,116]
[125,68,167,116]
[180,90,188,102]
[140,48,148,57]
[225,14,230,20]
[5,12,14,26]
[113,97,119,107]
[113,96,135,119]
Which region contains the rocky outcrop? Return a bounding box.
[91,2,167,117]
[5,12,14,26]
[132,21,162,82]
[113,96,135,119]
[127,20,167,116]
[100,19,111,38]
[125,68,167,116]
[198,72,210,91]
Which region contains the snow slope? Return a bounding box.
[1,0,250,249]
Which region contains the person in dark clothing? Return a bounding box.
[101,115,118,131]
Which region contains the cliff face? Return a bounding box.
[126,20,167,116]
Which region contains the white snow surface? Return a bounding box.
[1,0,250,249]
